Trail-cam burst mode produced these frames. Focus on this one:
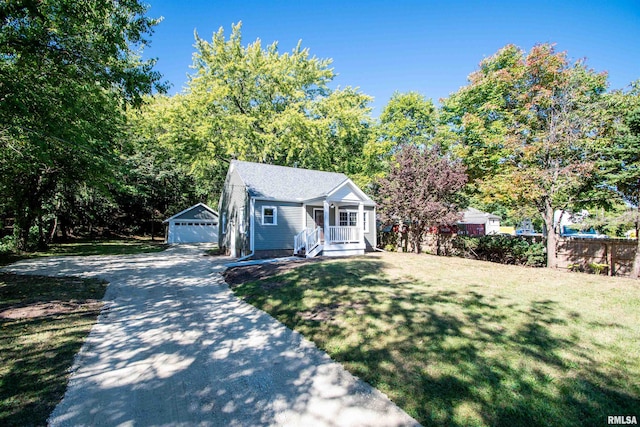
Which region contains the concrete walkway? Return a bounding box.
[4,245,419,427]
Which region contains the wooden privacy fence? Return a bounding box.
[556,238,637,277]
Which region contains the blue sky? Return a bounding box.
[143,0,640,115]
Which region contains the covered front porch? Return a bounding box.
[294,200,369,257]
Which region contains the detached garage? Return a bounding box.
[164,203,219,244]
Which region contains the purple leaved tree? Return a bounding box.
[378,145,467,253]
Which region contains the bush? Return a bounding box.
[453,235,546,267]
[0,235,15,254]
[11,226,43,252]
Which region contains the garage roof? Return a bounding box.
[163,203,218,223]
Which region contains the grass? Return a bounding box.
[0,238,167,267]
[231,252,640,427]
[0,272,107,426]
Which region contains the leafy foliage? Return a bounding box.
[155,23,373,200]
[442,43,611,267]
[454,235,546,267]
[378,145,467,253]
[363,92,438,184]
[600,88,640,276]
[0,0,166,250]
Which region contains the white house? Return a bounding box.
[164,203,219,244]
[459,207,501,235]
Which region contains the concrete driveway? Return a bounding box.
[5,245,419,427]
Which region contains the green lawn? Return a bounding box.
[0,238,167,267]
[230,252,640,427]
[0,273,107,426]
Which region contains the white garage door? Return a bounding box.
[169,221,218,244]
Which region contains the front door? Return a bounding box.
[314,209,325,241]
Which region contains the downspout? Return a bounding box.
[373,207,385,252]
[235,197,255,262]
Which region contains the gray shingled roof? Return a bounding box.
[459,207,501,223]
[231,160,362,201]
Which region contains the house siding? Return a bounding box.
[254,201,303,251]
[364,206,376,250]
[305,205,338,228]
[218,167,250,257]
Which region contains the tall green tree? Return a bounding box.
[0,0,165,250]
[442,44,610,268]
[364,92,437,181]
[162,22,372,198]
[601,84,640,276]
[121,103,208,235]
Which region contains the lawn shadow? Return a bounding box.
[233,258,640,427]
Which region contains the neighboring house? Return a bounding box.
[555,209,608,239]
[164,203,219,244]
[218,160,377,258]
[457,207,501,236]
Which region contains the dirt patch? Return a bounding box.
[223,257,325,287]
[0,300,103,319]
[299,303,339,322]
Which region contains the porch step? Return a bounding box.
[306,244,323,258]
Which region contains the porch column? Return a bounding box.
[323,200,330,243]
[358,202,365,245]
[301,204,307,229]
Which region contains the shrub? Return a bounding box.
[0,235,15,254]
[588,262,608,275]
[453,235,546,267]
[11,226,43,252]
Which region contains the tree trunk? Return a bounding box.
[60,218,69,241]
[37,215,47,250]
[543,202,558,269]
[150,211,155,241]
[631,210,640,279]
[413,234,422,254]
[48,216,58,244]
[14,213,35,252]
[15,225,30,252]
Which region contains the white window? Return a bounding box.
[262,206,277,225]
[339,211,358,227]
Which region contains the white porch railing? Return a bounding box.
[327,226,360,244]
[294,227,322,255]
[295,226,362,256]
[294,228,310,254]
[307,226,321,250]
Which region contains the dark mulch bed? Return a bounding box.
[223,257,325,287]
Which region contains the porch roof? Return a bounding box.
[232,160,374,204]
